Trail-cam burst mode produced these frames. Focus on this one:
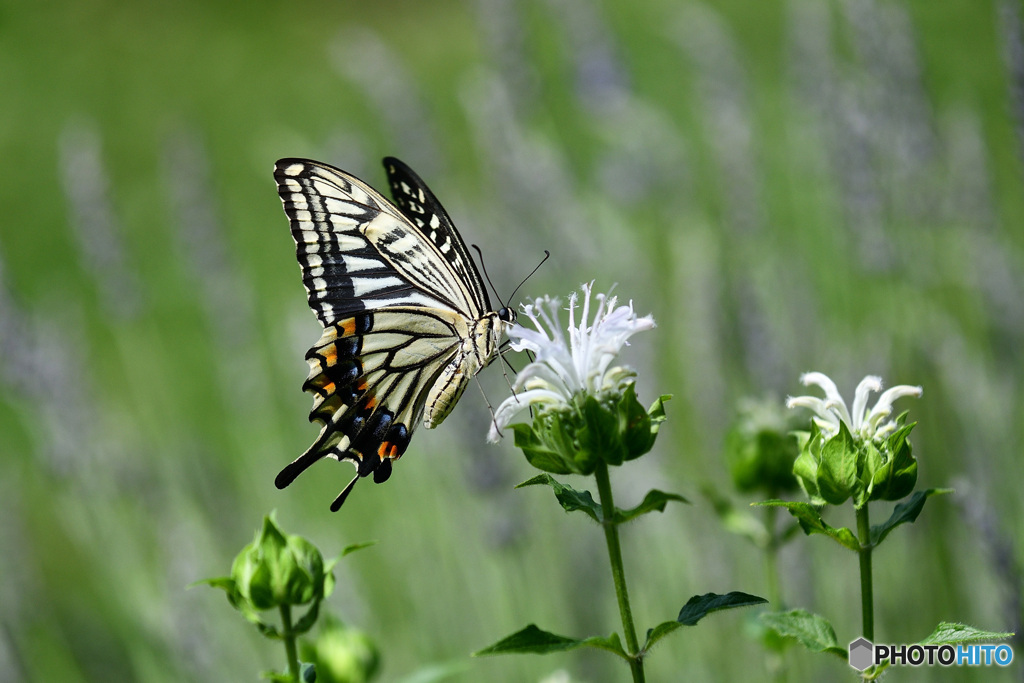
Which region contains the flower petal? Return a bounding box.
[799,372,851,426]
[851,375,882,432]
[864,384,922,435]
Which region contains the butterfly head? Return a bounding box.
[497,306,517,326]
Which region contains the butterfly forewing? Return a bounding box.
[383,157,491,315]
[273,158,509,510]
[275,159,479,322]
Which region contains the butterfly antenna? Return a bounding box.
[507,250,550,304]
[471,244,507,309]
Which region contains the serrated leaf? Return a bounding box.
[516,474,602,522]
[869,488,952,547]
[757,500,860,551]
[613,489,689,524]
[759,609,847,659]
[919,622,1015,645]
[474,624,577,655]
[473,625,627,659]
[676,591,768,626]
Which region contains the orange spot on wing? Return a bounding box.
[378,442,400,459]
[323,345,337,365]
[340,318,357,336]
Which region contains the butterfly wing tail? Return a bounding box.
[275,423,352,489]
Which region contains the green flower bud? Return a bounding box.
[232,514,334,611]
[300,615,380,683]
[202,513,335,635]
[724,397,800,495]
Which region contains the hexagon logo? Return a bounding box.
[849,637,874,671]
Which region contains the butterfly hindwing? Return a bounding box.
[273,158,512,510]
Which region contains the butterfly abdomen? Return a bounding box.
[423,311,507,428]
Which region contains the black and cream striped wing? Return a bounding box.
[274,306,468,511]
[274,158,484,323]
[382,156,491,315]
[272,158,497,511]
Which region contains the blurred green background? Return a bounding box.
[1,0,1022,680]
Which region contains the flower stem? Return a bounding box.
[594,461,645,683]
[856,504,874,641]
[763,504,787,683]
[764,504,782,609]
[280,603,301,682]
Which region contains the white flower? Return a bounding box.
[487,282,655,442]
[786,372,922,443]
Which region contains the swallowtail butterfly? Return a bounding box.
[274,157,515,510]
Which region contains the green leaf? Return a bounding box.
[301,662,317,683]
[518,475,688,524]
[919,622,1015,645]
[621,390,650,458]
[759,609,847,659]
[868,422,918,501]
[817,422,858,505]
[576,632,627,658]
[618,384,652,461]
[869,488,953,547]
[291,600,322,636]
[340,541,376,557]
[511,423,575,475]
[613,489,689,524]
[676,591,768,626]
[643,621,685,650]
[757,500,860,552]
[516,474,602,522]
[580,393,625,466]
[473,625,627,659]
[644,592,767,651]
[648,394,671,428]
